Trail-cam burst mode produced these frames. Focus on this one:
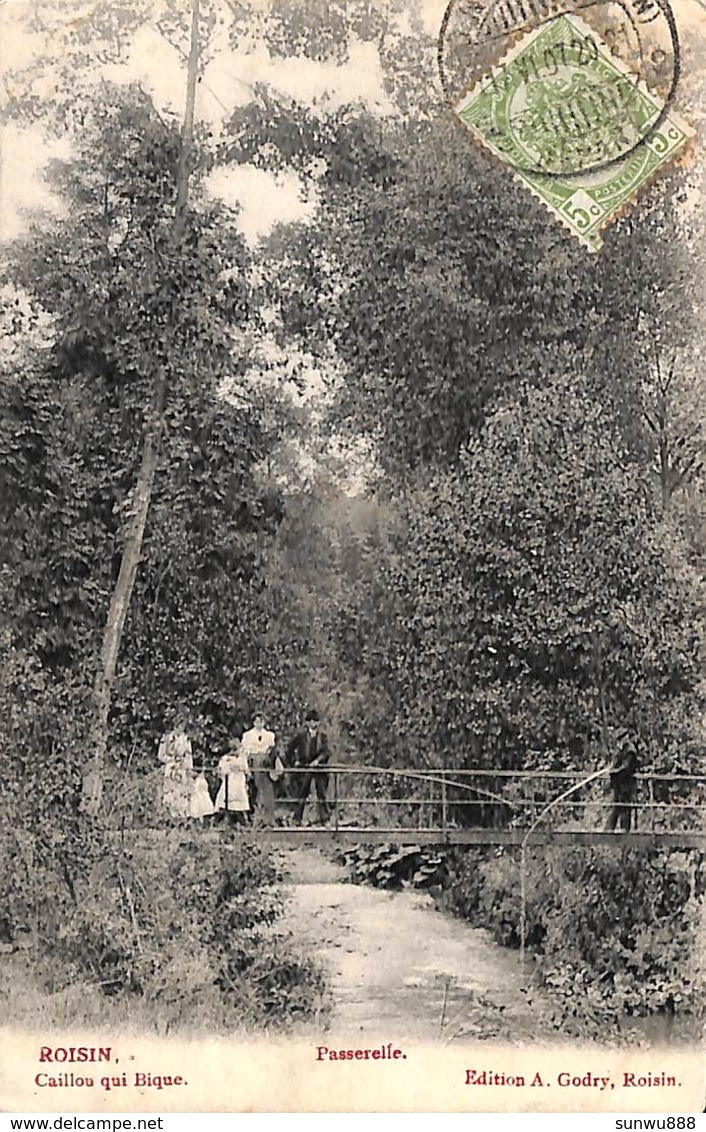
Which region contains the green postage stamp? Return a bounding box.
[453,11,694,250]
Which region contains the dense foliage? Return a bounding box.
[216,16,706,785]
[441,845,705,1041]
[330,379,705,781]
[0,86,313,797]
[0,24,318,1030]
[1,0,704,1043]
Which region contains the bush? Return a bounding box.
[335,843,449,889]
[442,844,705,1040]
[1,825,328,1033]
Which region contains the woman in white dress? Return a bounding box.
[157,716,194,821]
[215,736,250,825]
[240,714,277,825]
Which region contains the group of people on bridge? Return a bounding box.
[156,708,643,833]
[157,707,332,828]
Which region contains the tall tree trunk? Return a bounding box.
[174,0,201,233]
[658,432,672,513]
[592,630,609,767]
[81,0,201,816]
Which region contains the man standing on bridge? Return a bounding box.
[286,708,332,825]
[605,728,639,833]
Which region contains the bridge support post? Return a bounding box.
[520,844,527,975]
[441,773,448,837]
[333,772,339,837]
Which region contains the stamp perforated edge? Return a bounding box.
[448,9,695,250]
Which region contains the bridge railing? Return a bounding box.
[268,765,705,834]
[103,762,705,836]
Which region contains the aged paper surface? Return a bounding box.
[0,1033,705,1112]
[0,0,705,1115]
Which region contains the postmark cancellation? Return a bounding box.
[444,7,694,248]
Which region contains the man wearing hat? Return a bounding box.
[605,728,639,832]
[286,708,332,825]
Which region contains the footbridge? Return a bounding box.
[247,765,705,849]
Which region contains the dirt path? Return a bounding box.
[276,846,552,1044]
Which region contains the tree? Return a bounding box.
[210,16,705,787]
[334,378,705,786]
[219,82,697,479]
[639,344,706,513]
[81,0,202,814]
[0,70,296,798]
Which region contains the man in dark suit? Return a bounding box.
[286,708,332,825]
[605,729,639,832]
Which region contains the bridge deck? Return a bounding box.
[254,828,706,849]
[119,826,706,851]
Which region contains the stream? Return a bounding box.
[276,846,556,1044]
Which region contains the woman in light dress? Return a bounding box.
[157,714,194,820]
[215,736,250,825]
[240,713,278,825]
[158,711,215,821]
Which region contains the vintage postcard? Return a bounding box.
[0,0,705,1116]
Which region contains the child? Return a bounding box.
[214,736,250,826]
[189,772,215,820]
